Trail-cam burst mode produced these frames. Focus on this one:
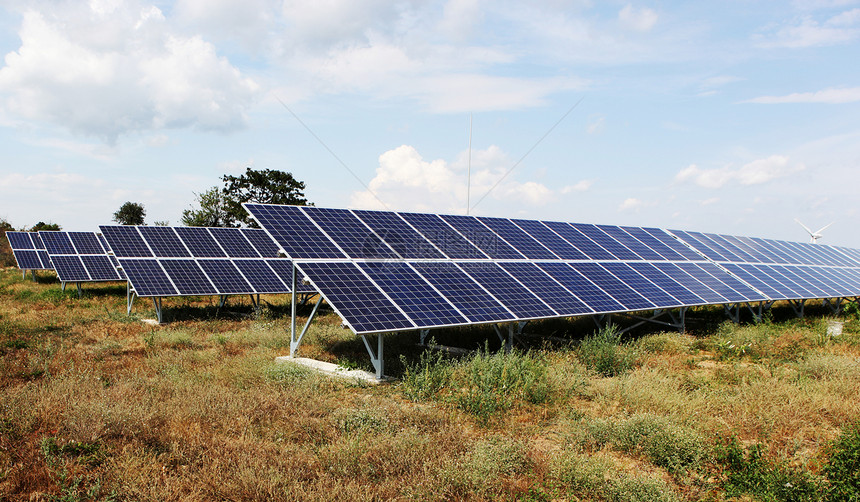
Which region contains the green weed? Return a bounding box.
[576,325,638,377]
[822,419,860,501]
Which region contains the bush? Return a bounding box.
[399,347,452,401]
[576,326,638,377]
[823,420,860,501]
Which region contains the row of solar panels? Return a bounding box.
[243,204,860,334]
[7,227,315,296]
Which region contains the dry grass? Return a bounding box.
[1,268,860,500]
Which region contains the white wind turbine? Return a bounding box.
[795,219,834,244]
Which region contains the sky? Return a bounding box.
[0,0,858,246]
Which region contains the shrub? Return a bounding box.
[576,326,638,377]
[399,347,452,401]
[823,420,860,501]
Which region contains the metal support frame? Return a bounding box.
[591,313,613,331]
[218,295,228,308]
[823,297,844,315]
[290,295,323,357]
[152,297,163,324]
[788,299,806,318]
[493,324,515,352]
[76,283,82,298]
[361,333,385,380]
[617,307,688,334]
[127,282,136,315]
[419,329,430,345]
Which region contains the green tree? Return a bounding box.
[221,168,310,227]
[0,217,14,267]
[181,187,230,227]
[113,202,145,225]
[30,221,61,231]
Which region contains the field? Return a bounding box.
[1,268,859,501]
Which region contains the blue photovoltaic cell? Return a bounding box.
[100,226,152,257]
[265,259,318,293]
[675,263,748,303]
[652,262,728,304]
[689,232,744,262]
[670,230,727,261]
[542,221,611,260]
[627,262,705,305]
[814,267,857,296]
[298,262,414,333]
[570,262,655,311]
[7,232,34,249]
[120,259,177,296]
[174,227,226,258]
[514,220,589,260]
[233,260,289,293]
[499,262,593,315]
[210,227,259,258]
[778,266,827,298]
[243,204,345,259]
[139,227,190,258]
[160,260,217,295]
[600,262,680,308]
[40,232,76,255]
[52,255,90,282]
[399,212,488,259]
[303,207,397,259]
[572,224,641,260]
[749,264,804,298]
[197,260,254,294]
[478,217,559,260]
[623,227,686,261]
[68,232,104,255]
[741,237,783,264]
[15,250,44,269]
[696,262,765,302]
[707,234,757,263]
[601,226,665,261]
[359,262,467,328]
[641,228,702,260]
[457,262,556,319]
[410,262,514,323]
[98,234,110,253]
[723,264,788,300]
[795,266,844,297]
[537,262,625,313]
[439,215,525,260]
[352,209,444,259]
[241,228,281,258]
[761,265,814,297]
[725,235,772,264]
[37,251,52,269]
[31,234,45,249]
[80,255,121,281]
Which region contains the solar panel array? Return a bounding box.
[7,232,53,271]
[39,231,125,283]
[99,225,315,298]
[243,204,860,335]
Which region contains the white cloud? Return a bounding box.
[754,8,860,48]
[701,197,720,206]
[561,180,593,193]
[618,197,643,211]
[745,86,860,104]
[0,4,258,142]
[675,155,803,188]
[349,144,554,213]
[618,5,658,32]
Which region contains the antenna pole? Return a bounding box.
[467,113,472,215]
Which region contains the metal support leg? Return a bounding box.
[517,321,528,335]
[31,270,36,282]
[153,297,163,324]
[76,283,82,298]
[61,282,67,292]
[507,324,514,353]
[290,263,298,353]
[218,295,228,308]
[126,283,136,316]
[790,299,806,318]
[724,303,740,324]
[419,329,430,345]
[361,333,384,380]
[291,296,323,357]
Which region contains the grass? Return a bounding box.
[1,268,860,500]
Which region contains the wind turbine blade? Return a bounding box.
[815,222,834,234]
[794,219,814,236]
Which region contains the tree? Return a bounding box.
[0,218,14,267]
[113,202,146,225]
[30,221,61,231]
[221,168,310,227]
[181,187,230,227]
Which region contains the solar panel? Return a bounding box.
[410,262,515,323]
[210,228,259,258]
[80,255,121,281]
[50,255,90,282]
[139,227,190,258]
[174,227,227,257]
[297,261,414,333]
[303,207,398,259]
[243,204,345,259]
[438,215,525,260]
[41,232,76,255]
[399,212,488,259]
[7,232,34,249]
[159,260,217,295]
[359,262,468,328]
[7,232,53,271]
[39,231,123,284]
[243,204,860,341]
[197,259,254,295]
[99,226,152,257]
[120,259,177,296]
[233,260,290,294]
[68,232,105,255]
[456,262,556,319]
[241,228,282,258]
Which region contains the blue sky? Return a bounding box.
[0,0,858,246]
